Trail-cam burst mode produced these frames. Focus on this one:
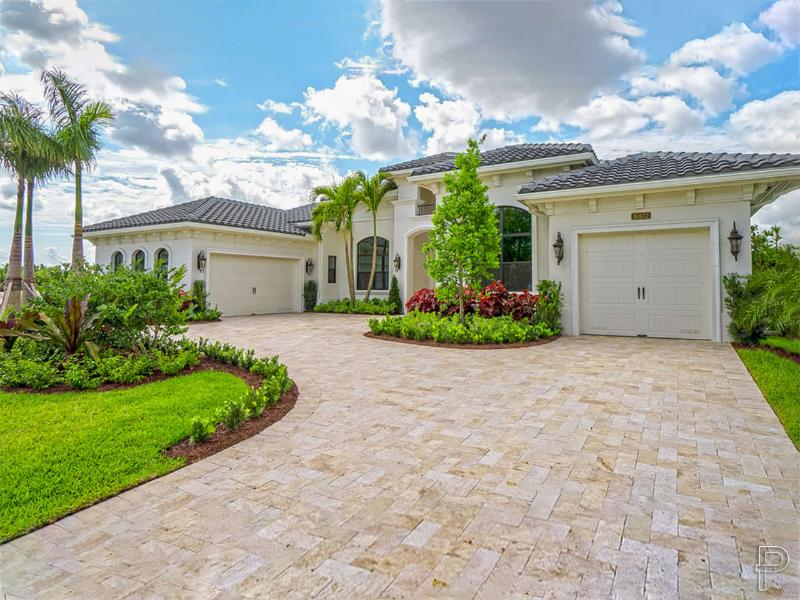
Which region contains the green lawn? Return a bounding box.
[0,370,249,542]
[762,336,800,356]
[737,348,800,449]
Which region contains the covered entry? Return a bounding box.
[578,227,713,339]
[207,253,301,316]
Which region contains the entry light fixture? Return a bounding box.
[728,222,743,261]
[196,250,207,272]
[393,253,401,272]
[552,232,564,266]
[305,258,314,275]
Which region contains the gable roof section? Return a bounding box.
[518,152,800,195]
[85,197,311,236]
[381,152,458,172]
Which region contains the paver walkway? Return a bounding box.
[1,314,798,599]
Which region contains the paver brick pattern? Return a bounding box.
[1,314,798,599]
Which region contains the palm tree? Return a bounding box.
[41,69,113,269]
[354,170,396,301]
[310,176,359,302]
[0,94,50,313]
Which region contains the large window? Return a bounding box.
[111,251,124,272]
[132,249,145,271]
[357,237,389,290]
[496,206,532,291]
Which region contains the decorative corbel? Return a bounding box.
[634,194,644,209]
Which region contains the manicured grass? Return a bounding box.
[0,370,249,542]
[762,336,800,356]
[737,348,800,449]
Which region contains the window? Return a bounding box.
[155,248,169,275]
[357,237,389,290]
[111,251,124,271]
[132,249,145,271]
[495,206,532,291]
[327,255,336,284]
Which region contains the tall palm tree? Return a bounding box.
[41,69,113,269]
[0,94,49,313]
[310,176,359,302]
[354,170,396,301]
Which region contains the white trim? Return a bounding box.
[518,166,800,202]
[407,152,597,183]
[205,248,305,314]
[569,219,721,342]
[85,221,311,241]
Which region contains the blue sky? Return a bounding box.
[0,0,798,264]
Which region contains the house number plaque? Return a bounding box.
[631,211,651,220]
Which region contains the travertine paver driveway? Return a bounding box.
[1,314,798,599]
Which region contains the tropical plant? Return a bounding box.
[535,280,563,333]
[423,138,501,323]
[310,176,359,301]
[354,170,396,300]
[303,279,318,311]
[41,69,114,269]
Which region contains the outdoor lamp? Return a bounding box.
[553,232,564,265]
[728,222,743,261]
[393,253,401,271]
[305,258,314,275]
[196,250,207,272]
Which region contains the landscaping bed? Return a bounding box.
[314,297,399,315]
[364,331,557,349]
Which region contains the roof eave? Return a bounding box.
[84,220,312,241]
[516,166,800,204]
[407,152,598,182]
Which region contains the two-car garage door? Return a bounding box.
[579,228,711,339]
[208,253,300,317]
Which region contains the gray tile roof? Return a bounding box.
[85,197,311,236]
[381,152,458,172]
[393,143,595,177]
[518,151,800,195]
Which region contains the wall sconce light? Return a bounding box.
[728,222,743,261]
[393,253,401,271]
[196,250,207,272]
[552,232,564,265]
[305,258,314,275]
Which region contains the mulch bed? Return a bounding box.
[165,383,298,464]
[733,342,800,366]
[364,331,558,350]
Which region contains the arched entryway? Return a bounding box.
[405,228,434,296]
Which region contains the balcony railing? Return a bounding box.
[415,202,436,216]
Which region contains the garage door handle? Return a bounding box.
[642,286,646,300]
[637,286,641,299]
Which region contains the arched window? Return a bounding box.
[357,237,389,290]
[155,247,169,273]
[496,206,532,291]
[132,249,146,271]
[111,251,124,271]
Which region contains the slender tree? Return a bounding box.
[0,94,48,313]
[310,176,359,301]
[354,170,396,301]
[41,69,113,269]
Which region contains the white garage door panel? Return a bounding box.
[208,254,299,317]
[580,228,711,340]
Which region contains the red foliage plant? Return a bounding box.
[405,288,440,313]
[178,290,192,312]
[508,289,538,322]
[404,282,538,322]
[478,280,510,317]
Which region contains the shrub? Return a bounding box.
[63,358,102,390]
[387,276,401,314]
[508,290,538,322]
[155,348,199,375]
[723,274,766,344]
[478,281,510,317]
[313,298,395,315]
[368,311,553,344]
[97,354,154,384]
[191,280,209,311]
[304,280,318,311]
[189,417,215,444]
[216,397,247,430]
[535,280,562,333]
[189,307,222,322]
[405,288,440,313]
[0,355,61,389]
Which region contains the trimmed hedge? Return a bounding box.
[314,298,396,315]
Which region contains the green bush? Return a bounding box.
[189,417,215,444]
[387,276,402,314]
[314,298,396,315]
[188,307,222,322]
[0,354,61,389]
[216,397,247,430]
[62,357,102,390]
[368,311,554,344]
[97,354,154,384]
[304,280,318,311]
[155,348,199,375]
[191,280,209,311]
[723,273,767,344]
[535,280,563,333]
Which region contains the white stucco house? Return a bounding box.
[85,143,800,342]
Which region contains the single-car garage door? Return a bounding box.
[579,228,711,339]
[207,253,300,316]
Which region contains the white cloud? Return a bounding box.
[728,90,800,153]
[213,78,228,88]
[759,0,800,47]
[753,190,800,244]
[44,246,67,265]
[630,65,739,115]
[257,98,294,114]
[111,104,204,156]
[303,74,414,160]
[380,0,643,120]
[667,23,783,75]
[255,117,312,151]
[414,93,480,154]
